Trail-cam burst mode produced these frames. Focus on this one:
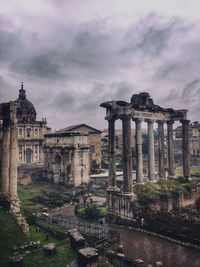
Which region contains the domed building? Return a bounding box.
[15,82,51,165]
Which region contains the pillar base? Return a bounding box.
[168,175,176,179]
[122,191,134,197]
[107,186,119,192]
[158,177,167,182]
[149,179,157,183]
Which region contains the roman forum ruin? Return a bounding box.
[101,92,190,217]
[0,101,29,236]
[0,101,19,204]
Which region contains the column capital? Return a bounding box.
[166,120,174,125]
[119,114,132,121]
[133,118,143,123]
[106,116,117,122]
[145,119,155,124]
[180,119,190,124]
[3,119,11,129]
[157,120,165,125]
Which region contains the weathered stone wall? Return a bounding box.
[17,121,49,165]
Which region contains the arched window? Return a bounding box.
[26,128,31,138]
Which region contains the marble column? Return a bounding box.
[181,120,190,178]
[122,116,133,194]
[1,120,10,193]
[9,109,18,197]
[157,121,165,179]
[135,119,143,183]
[147,120,155,181]
[167,120,175,178]
[108,118,117,190]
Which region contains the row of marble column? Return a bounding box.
[108,117,190,195]
[1,117,18,198]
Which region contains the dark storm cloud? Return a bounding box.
[10,27,116,81]
[0,16,23,62]
[121,14,187,57]
[160,79,200,120]
[12,53,63,79]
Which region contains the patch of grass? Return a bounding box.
[29,225,58,245]
[23,243,75,267]
[0,208,26,261]
[176,166,200,178]
[36,220,67,235]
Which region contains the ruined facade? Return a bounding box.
[16,83,50,164]
[43,130,90,187]
[101,92,190,216]
[0,83,51,166]
[174,121,200,156]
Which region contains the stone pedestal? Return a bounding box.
[78,247,98,267]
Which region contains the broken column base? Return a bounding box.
[0,192,29,237]
[78,247,98,267]
[7,195,30,238]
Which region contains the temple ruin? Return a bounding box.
[101,92,190,217]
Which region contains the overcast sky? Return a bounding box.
[1,0,200,130]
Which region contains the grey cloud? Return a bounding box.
[12,53,63,79]
[121,14,185,57]
[159,79,200,120]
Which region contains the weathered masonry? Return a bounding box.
[43,131,90,187]
[0,101,29,236]
[100,92,190,197]
[0,101,19,201]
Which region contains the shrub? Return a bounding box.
[77,205,106,220]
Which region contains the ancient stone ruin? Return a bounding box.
[0,101,29,236]
[101,92,190,217]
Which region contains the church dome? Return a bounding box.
[15,82,37,123]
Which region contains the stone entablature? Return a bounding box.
[43,131,90,187]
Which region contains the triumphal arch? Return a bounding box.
[101,92,190,217]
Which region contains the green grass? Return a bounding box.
[29,225,58,245]
[0,208,26,261]
[18,182,70,213]
[176,166,200,177]
[23,244,75,267]
[0,181,76,265]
